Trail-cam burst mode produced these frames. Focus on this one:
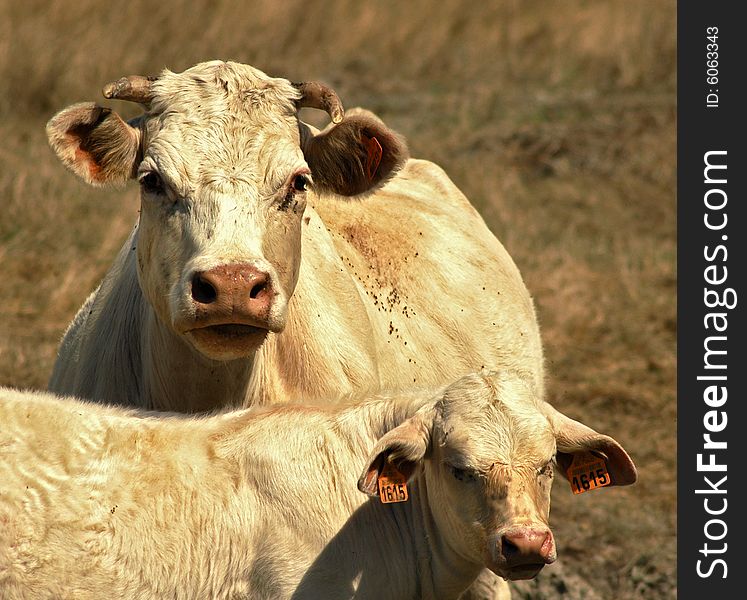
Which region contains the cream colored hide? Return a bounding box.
[46,61,542,414]
[0,372,636,600]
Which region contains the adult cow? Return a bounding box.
[0,371,637,599]
[47,60,543,415]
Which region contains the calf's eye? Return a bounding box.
[449,465,477,482]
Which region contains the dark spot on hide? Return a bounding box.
[278,189,299,212]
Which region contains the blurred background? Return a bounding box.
[0,1,675,598]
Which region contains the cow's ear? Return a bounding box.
[46,102,141,187]
[357,407,432,497]
[541,402,637,487]
[302,109,408,197]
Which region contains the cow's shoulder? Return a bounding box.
[336,109,470,212]
[397,157,462,195]
[311,154,480,241]
[389,158,476,214]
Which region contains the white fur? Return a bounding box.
[45,62,546,599]
[49,152,544,412]
[0,371,635,599]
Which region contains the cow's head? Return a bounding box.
[358,372,637,581]
[46,61,407,360]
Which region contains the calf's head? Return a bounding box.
[47,61,407,360]
[358,372,637,581]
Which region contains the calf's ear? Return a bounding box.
[46,102,141,187]
[302,109,408,197]
[357,408,432,497]
[541,402,637,487]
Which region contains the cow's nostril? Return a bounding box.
[192,274,217,304]
[502,536,519,559]
[249,281,268,300]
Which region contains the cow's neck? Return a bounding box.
[244,204,382,404]
[142,314,256,412]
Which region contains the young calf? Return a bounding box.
[0,372,636,599]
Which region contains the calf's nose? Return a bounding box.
[500,528,556,567]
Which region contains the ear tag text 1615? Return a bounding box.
[567,451,611,495]
[378,461,409,503]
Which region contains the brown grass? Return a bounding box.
[0,1,675,598]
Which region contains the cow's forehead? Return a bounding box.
[436,373,555,467]
[141,61,305,186]
[150,61,301,122]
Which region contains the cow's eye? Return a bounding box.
[292,173,309,192]
[140,171,165,196]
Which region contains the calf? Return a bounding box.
[0,372,636,599]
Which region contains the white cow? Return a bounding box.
[46,61,544,414]
[0,371,637,599]
[45,60,544,599]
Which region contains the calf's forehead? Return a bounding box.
[437,374,556,467]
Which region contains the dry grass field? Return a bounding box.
[0,1,676,598]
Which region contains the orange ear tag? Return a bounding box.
[364,136,383,181]
[566,451,611,495]
[378,461,409,503]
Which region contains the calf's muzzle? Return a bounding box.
[490,526,556,580]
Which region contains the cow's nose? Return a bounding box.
[500,528,556,567]
[190,263,273,322]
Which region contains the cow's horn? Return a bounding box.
[292,81,344,124]
[102,75,156,104]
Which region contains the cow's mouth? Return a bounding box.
[502,563,546,581]
[186,323,269,359]
[196,324,266,338]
